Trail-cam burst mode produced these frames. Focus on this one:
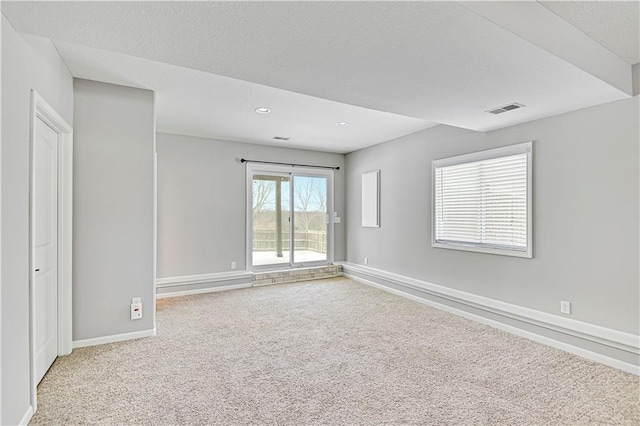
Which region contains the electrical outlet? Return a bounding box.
[231,261,236,269]
[560,300,571,315]
[131,302,143,320]
[364,257,369,265]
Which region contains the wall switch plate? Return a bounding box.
[231,261,236,269]
[364,257,369,265]
[560,300,571,315]
[131,302,143,320]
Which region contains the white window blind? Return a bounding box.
[432,142,532,258]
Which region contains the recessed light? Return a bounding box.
[255,107,271,114]
[336,122,350,126]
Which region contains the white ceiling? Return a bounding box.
[539,1,639,65]
[53,39,434,153]
[2,1,636,154]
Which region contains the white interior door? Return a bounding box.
[34,118,58,384]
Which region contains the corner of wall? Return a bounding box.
[632,63,639,97]
[72,79,155,343]
[2,14,74,425]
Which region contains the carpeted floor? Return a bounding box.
[31,277,639,425]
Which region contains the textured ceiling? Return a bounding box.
[539,1,640,64]
[1,1,635,152]
[53,39,434,154]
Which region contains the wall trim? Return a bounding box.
[156,271,253,288]
[19,405,34,426]
[157,283,253,299]
[339,262,639,375]
[73,328,156,349]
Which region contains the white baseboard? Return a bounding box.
[156,282,252,299]
[156,271,253,298]
[339,262,640,375]
[73,328,156,349]
[156,270,253,288]
[19,405,34,426]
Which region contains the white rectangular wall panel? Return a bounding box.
[362,170,380,227]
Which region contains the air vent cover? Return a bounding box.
[487,102,525,115]
[273,136,290,141]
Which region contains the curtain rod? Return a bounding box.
[240,158,340,171]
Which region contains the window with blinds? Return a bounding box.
[432,142,532,258]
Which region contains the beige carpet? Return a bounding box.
[31,277,639,425]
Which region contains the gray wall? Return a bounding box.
[345,96,639,335]
[1,15,74,425]
[73,79,155,340]
[157,133,345,278]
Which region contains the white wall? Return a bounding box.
[73,79,155,341]
[156,133,346,278]
[345,96,639,336]
[1,15,74,425]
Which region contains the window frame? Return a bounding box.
[431,141,533,258]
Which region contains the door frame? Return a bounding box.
[245,163,334,271]
[29,90,73,414]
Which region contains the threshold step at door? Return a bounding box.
[253,265,339,287]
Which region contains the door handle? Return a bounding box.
[35,269,40,272]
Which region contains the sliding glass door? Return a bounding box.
[247,165,332,269]
[292,175,328,264]
[251,173,290,267]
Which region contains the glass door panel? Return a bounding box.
[292,175,328,265]
[251,173,290,267]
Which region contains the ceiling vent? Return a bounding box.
[487,102,525,115]
[273,136,290,141]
